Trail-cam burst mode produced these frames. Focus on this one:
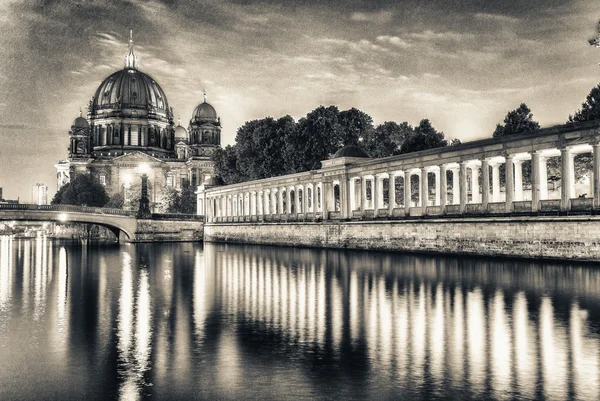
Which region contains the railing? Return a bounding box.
[151,213,204,221]
[0,203,133,217]
[207,197,600,223]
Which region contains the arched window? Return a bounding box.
[333,184,340,211]
[307,187,312,210]
[317,186,322,211]
[290,189,295,214]
[298,189,303,213]
[281,189,286,214]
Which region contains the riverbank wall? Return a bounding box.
[203,216,600,261]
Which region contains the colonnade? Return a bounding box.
[198,122,600,222]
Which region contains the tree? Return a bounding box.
[51,173,109,206]
[363,121,413,158]
[175,182,197,214]
[492,103,540,138]
[400,119,447,154]
[104,193,124,209]
[285,105,342,173]
[158,187,179,213]
[569,83,600,123]
[212,145,244,185]
[338,107,374,147]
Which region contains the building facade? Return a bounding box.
[55,32,220,210]
[31,183,48,205]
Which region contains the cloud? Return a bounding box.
[319,38,389,53]
[376,35,411,49]
[409,30,475,42]
[474,13,520,24]
[350,10,393,24]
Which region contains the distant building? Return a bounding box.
[31,183,48,205]
[0,187,3,201]
[55,31,219,211]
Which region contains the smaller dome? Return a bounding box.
[332,145,370,159]
[73,116,89,128]
[174,124,188,141]
[192,101,218,123]
[203,176,224,187]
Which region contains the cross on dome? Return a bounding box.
[124,29,139,69]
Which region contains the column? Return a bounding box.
[452,168,460,205]
[434,170,441,206]
[505,155,514,212]
[482,159,490,208]
[373,175,380,216]
[294,187,300,215]
[361,176,368,212]
[340,179,350,218]
[531,152,541,212]
[459,162,467,212]
[440,165,447,210]
[514,160,523,201]
[471,165,480,203]
[388,174,396,215]
[421,168,428,208]
[404,172,412,215]
[492,163,500,202]
[594,144,600,207]
[561,147,573,211]
[322,182,330,217]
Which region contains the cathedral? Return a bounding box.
[55,32,220,210]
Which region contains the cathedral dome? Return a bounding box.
[175,124,188,142]
[332,145,370,159]
[192,101,218,124]
[73,116,89,128]
[90,68,170,118]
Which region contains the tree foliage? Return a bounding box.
[213,106,449,184]
[492,103,540,138]
[51,173,109,207]
[569,83,600,123]
[158,183,197,214]
[400,119,447,154]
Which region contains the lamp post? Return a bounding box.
[137,163,151,219]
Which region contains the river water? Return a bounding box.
[0,236,599,400]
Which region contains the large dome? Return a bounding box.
[192,101,218,123]
[90,68,170,118]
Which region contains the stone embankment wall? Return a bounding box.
[132,219,203,242]
[204,217,600,261]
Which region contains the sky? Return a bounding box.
[0,0,599,201]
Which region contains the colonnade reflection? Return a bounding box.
[1,238,600,400]
[207,245,600,400]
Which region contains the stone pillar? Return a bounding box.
[389,174,396,215]
[294,187,300,215]
[482,159,490,209]
[561,148,573,211]
[361,176,368,212]
[505,155,514,212]
[514,160,523,201]
[492,164,500,202]
[322,182,330,217]
[531,152,541,211]
[373,176,380,216]
[594,144,600,207]
[471,165,480,203]
[341,178,350,218]
[459,162,467,213]
[440,165,447,211]
[434,170,440,206]
[404,172,412,214]
[421,168,428,209]
[452,168,460,205]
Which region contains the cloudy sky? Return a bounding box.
[0,0,598,201]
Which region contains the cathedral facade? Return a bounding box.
[55,32,220,210]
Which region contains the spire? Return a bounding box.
[203,89,207,103]
[178,117,181,126]
[124,29,139,69]
[79,107,82,118]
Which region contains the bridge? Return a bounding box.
[0,204,204,242]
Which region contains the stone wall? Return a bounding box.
[132,219,203,242]
[204,217,600,261]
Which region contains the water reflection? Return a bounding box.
[0,239,600,400]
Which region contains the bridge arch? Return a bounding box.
[0,205,137,240]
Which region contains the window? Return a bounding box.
[166,175,173,187]
[99,174,106,186]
